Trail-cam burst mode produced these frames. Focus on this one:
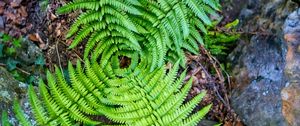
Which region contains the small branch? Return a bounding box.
[199,46,231,109]
[58,40,84,63]
[55,41,64,78]
[0,63,31,75]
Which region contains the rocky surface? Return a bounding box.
[281,8,300,126]
[0,66,35,125]
[228,0,297,125]
[0,66,27,110]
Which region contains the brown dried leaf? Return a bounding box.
[28,33,39,42]
[50,12,57,20]
[18,6,28,17]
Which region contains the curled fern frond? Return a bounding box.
[59,0,220,68]
[8,0,218,125]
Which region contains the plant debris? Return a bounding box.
[185,46,244,126]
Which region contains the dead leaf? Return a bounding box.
[50,12,57,20]
[29,33,44,44]
[18,6,28,17]
[0,6,4,15]
[56,29,61,36]
[28,34,39,42]
[10,0,22,8]
[5,12,16,21]
[66,39,72,45]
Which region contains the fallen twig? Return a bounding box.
[0,63,31,75]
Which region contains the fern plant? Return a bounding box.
[204,19,240,56]
[6,60,211,126]
[2,0,219,125]
[57,0,220,68]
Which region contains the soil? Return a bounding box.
[185,46,243,126]
[0,0,245,125]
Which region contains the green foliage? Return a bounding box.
[0,33,22,57]
[35,55,46,66]
[204,19,240,56]
[1,111,10,126]
[7,0,219,125]
[0,33,46,83]
[6,58,19,71]
[39,0,49,11]
[57,0,220,67]
[10,60,210,126]
[13,100,31,126]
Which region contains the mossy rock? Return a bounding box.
[0,67,37,125]
[0,66,27,111]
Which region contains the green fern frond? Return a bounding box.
[13,100,31,126]
[59,0,219,70]
[1,111,11,126]
[98,61,211,125]
[11,59,211,126]
[28,85,49,125]
[9,0,219,125]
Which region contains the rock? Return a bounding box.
[0,67,36,125]
[0,16,4,29]
[228,0,297,125]
[230,36,287,126]
[239,8,254,21]
[17,38,43,65]
[281,83,300,126]
[281,8,300,126]
[0,67,27,110]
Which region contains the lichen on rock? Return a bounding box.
[0,66,35,125]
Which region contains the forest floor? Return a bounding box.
[0,0,244,125]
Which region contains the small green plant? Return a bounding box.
[0,33,46,83]
[39,0,49,11]
[1,111,10,126]
[0,33,24,80]
[204,19,240,57]
[0,33,22,57]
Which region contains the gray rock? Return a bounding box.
[228,0,297,125]
[17,39,43,65]
[230,36,287,126]
[281,8,300,126]
[0,67,27,110]
[239,8,254,21]
[0,16,4,29]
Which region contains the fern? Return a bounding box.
[6,0,218,125]
[204,19,240,56]
[13,100,31,126]
[8,60,211,126]
[99,61,211,125]
[1,111,10,126]
[29,68,103,125]
[57,0,220,68]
